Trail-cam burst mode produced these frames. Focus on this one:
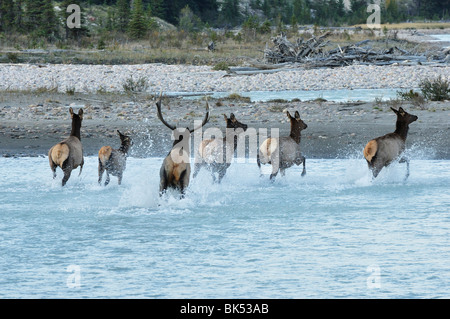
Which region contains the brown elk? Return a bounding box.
[48,107,84,186]
[193,113,248,183]
[157,96,209,197]
[364,107,418,180]
[257,111,308,181]
[98,130,133,186]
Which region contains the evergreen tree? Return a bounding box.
[117,0,130,31]
[39,0,58,38]
[178,5,203,32]
[0,0,15,32]
[149,0,166,20]
[128,0,147,39]
[347,0,367,25]
[14,0,25,32]
[220,0,241,27]
[25,0,43,32]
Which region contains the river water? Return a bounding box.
[1,155,449,298]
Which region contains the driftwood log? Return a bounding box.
[264,33,449,68]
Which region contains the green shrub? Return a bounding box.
[419,76,450,101]
[122,75,149,93]
[397,89,426,109]
[213,62,230,71]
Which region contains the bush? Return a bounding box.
[122,75,149,93]
[213,62,230,71]
[397,89,426,109]
[419,76,450,101]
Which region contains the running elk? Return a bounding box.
[48,107,84,186]
[157,95,210,197]
[193,113,248,183]
[257,111,307,181]
[363,107,418,180]
[98,130,133,186]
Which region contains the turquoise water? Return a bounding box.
[0,156,449,298]
[176,88,401,102]
[431,34,450,42]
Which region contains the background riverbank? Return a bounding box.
[1,91,448,160]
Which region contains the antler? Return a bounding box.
[156,92,176,131]
[188,98,210,133]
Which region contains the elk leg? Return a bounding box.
[104,171,110,186]
[98,160,104,185]
[301,156,306,177]
[269,153,280,181]
[62,168,72,187]
[117,172,123,185]
[257,153,264,177]
[399,157,410,181]
[217,169,227,183]
[269,170,278,181]
[159,177,168,197]
[193,163,201,178]
[50,161,57,179]
[371,165,382,180]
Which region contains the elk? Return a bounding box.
[98,130,133,186]
[363,107,418,180]
[193,113,248,183]
[257,111,308,181]
[157,95,209,197]
[48,107,84,186]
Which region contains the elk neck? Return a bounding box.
[290,124,302,144]
[70,118,82,140]
[119,142,131,155]
[394,119,410,140]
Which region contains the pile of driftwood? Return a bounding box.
[264,33,447,67]
[264,31,331,64]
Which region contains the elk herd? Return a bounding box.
[49,94,418,197]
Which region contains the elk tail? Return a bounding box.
[363,140,378,164]
[98,146,112,166]
[50,144,70,167]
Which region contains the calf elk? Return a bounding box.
[48,107,84,186]
[157,95,209,197]
[98,130,133,186]
[364,107,418,179]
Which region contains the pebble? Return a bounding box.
[0,64,449,94]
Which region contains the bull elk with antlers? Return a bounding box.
[156,95,210,197]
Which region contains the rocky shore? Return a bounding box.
[0,63,449,94]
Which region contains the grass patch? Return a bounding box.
[223,93,251,103]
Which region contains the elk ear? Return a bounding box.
[223,114,228,121]
[78,108,83,120]
[286,111,292,118]
[398,107,406,116]
[230,113,236,120]
[69,107,74,118]
[390,107,399,114]
[295,111,300,119]
[117,130,122,136]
